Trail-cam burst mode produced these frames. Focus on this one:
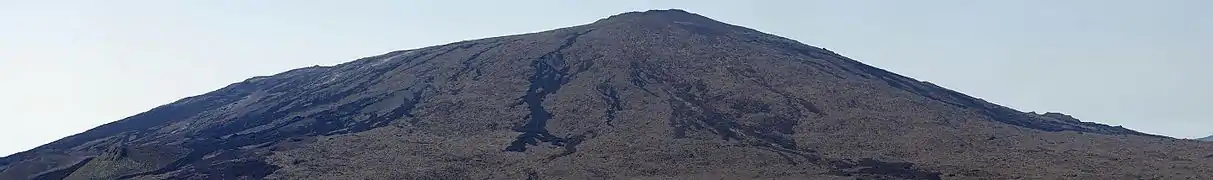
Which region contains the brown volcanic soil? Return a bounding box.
[3,9,1212,180]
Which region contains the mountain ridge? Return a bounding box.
[3,9,1211,179]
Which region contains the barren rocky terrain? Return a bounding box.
[3,9,1212,180]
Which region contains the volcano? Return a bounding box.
[3,9,1212,180]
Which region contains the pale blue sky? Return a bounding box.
[1,0,1209,156]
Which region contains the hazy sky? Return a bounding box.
[1,0,1209,156]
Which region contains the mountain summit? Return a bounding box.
[3,9,1212,179]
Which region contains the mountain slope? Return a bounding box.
[3,9,1213,179]
[1198,135,1213,142]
